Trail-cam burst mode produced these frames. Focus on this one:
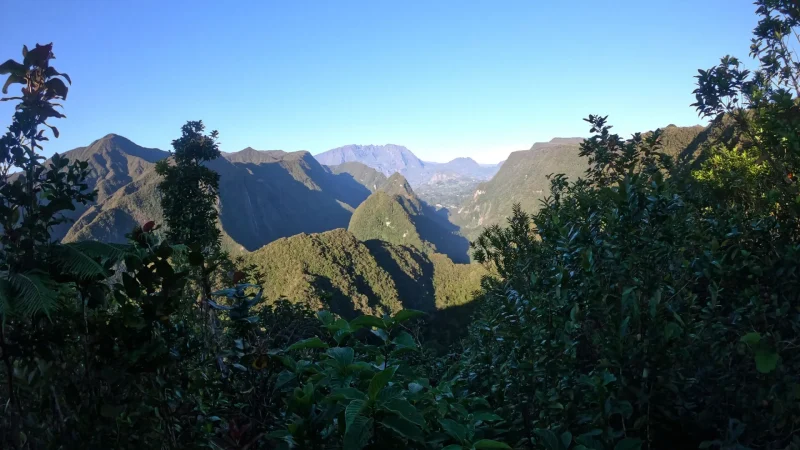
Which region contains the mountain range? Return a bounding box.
[45,123,711,318]
[315,144,501,186]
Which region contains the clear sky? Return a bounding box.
[1,0,758,163]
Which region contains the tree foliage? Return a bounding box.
[3,2,800,449]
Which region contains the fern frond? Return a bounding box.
[53,244,111,280]
[9,271,59,318]
[64,241,131,262]
[0,277,11,325]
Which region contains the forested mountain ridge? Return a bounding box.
[349,173,471,263]
[453,126,707,240]
[54,135,375,250]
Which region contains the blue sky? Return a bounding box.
[1,0,757,163]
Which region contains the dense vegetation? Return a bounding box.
[1,2,799,449]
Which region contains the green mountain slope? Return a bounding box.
[245,228,486,319]
[453,125,707,241]
[244,229,405,318]
[57,135,374,251]
[327,161,389,192]
[348,173,471,263]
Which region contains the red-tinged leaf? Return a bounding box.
[0,59,25,76]
[232,271,246,283]
[45,78,68,100]
[2,74,24,94]
[142,221,156,232]
[44,67,71,84]
[24,43,53,67]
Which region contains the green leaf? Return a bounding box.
[368,366,398,400]
[331,388,367,401]
[345,400,366,431]
[533,428,561,450]
[560,431,573,449]
[380,416,423,441]
[100,404,125,418]
[327,347,355,368]
[350,314,386,330]
[408,382,424,394]
[614,438,643,450]
[9,272,59,318]
[472,411,503,422]
[52,244,111,280]
[438,419,467,443]
[441,446,463,450]
[392,331,416,349]
[343,415,372,450]
[664,322,683,341]
[287,337,329,351]
[383,398,425,426]
[741,332,761,345]
[755,348,779,373]
[371,328,390,342]
[317,310,335,325]
[392,309,426,324]
[473,440,512,449]
[0,278,12,325]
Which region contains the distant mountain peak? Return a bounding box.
[315,144,425,177]
[383,173,415,198]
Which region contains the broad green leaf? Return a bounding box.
[287,337,329,351]
[755,348,779,373]
[371,328,390,342]
[383,398,425,426]
[741,332,761,345]
[275,370,295,389]
[438,419,467,443]
[392,309,426,323]
[393,331,417,349]
[614,438,643,450]
[380,416,423,441]
[101,404,124,418]
[560,431,573,449]
[472,411,503,422]
[331,388,367,401]
[664,322,683,341]
[473,440,512,449]
[350,315,386,330]
[343,415,372,450]
[317,310,334,325]
[345,400,366,431]
[408,382,424,394]
[327,347,355,368]
[533,428,561,450]
[368,366,398,400]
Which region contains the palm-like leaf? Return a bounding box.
[64,241,131,262]
[0,277,11,324]
[9,271,59,318]
[54,241,132,280]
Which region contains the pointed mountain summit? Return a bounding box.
[349,173,470,263]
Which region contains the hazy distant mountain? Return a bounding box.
[315,144,501,186]
[57,135,374,251]
[315,144,425,178]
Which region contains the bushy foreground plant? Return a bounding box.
[468,2,800,449]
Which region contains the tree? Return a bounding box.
[156,120,222,252]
